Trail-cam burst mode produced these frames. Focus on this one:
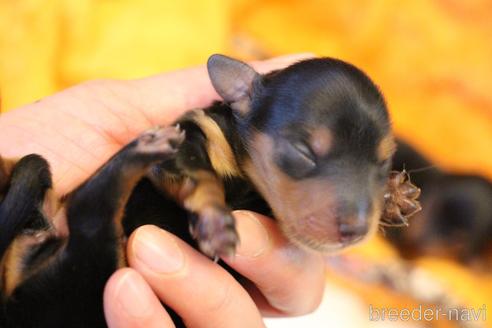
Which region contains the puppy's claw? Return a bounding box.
[190,205,239,259]
[135,125,185,157]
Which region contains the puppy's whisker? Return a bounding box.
[405,164,437,174]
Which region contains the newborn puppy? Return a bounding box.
[387,140,492,266]
[130,55,396,257]
[0,55,396,327]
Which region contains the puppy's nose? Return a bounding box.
[338,223,368,244]
[338,199,371,244]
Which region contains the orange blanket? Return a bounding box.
[1,1,491,326]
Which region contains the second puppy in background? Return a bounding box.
[388,141,492,269]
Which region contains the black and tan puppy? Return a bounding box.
[0,55,397,327]
[138,55,395,256]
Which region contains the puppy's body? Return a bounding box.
[0,55,395,327]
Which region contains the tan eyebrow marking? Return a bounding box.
[309,127,332,157]
[377,134,396,162]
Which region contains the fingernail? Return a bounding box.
[133,225,185,274]
[115,270,154,318]
[234,211,270,258]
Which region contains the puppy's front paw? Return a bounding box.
[135,125,185,158]
[190,205,239,258]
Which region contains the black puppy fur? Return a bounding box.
[0,127,185,327]
[387,140,492,265]
[0,55,394,327]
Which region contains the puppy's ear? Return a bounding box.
[207,54,259,115]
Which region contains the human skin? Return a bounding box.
[0,54,326,328]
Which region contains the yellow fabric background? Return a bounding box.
[1,0,490,180]
[1,0,491,326]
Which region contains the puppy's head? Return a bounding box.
[208,55,394,252]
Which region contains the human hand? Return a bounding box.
[0,54,326,327]
[0,54,309,196]
[104,212,326,328]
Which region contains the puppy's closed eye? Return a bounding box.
[274,139,317,178]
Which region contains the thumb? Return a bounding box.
[104,268,175,328]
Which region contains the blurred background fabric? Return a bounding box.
[1,0,491,327]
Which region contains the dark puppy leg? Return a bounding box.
[3,126,184,328]
[0,154,54,328]
[66,126,184,247]
[0,154,52,259]
[182,170,237,258]
[149,122,239,258]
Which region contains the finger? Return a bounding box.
[104,268,175,328]
[223,211,326,317]
[126,53,315,125]
[127,225,266,328]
